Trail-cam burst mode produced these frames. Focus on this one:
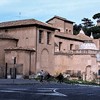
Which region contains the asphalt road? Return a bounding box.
[0,82,100,100]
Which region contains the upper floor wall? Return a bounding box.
[0,26,37,48]
[0,18,56,50]
[46,16,74,34]
[54,36,83,53]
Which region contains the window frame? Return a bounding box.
[39,30,43,43]
[59,42,62,51]
[47,31,52,45]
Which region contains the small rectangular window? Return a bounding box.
[66,29,68,34]
[69,30,71,34]
[14,57,16,64]
[39,30,43,43]
[59,42,62,51]
[47,32,51,44]
[70,44,73,50]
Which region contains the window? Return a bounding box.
[5,29,8,33]
[39,30,43,43]
[47,32,51,44]
[12,57,16,64]
[66,29,68,33]
[14,57,16,64]
[59,42,62,51]
[70,44,73,50]
[69,30,71,34]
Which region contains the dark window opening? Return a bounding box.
[69,30,71,34]
[39,30,43,43]
[5,29,8,33]
[66,29,68,33]
[14,57,16,64]
[70,44,73,50]
[59,42,62,51]
[47,32,51,44]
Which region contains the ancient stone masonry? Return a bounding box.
[0,15,100,81]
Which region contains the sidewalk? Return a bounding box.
[0,79,40,85]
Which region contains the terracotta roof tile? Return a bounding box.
[0,19,57,29]
[77,33,92,40]
[77,29,92,40]
[55,32,92,41]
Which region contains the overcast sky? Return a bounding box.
[0,0,100,24]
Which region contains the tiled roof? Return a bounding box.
[5,47,35,51]
[77,33,92,40]
[0,19,57,29]
[46,16,74,23]
[77,29,92,40]
[55,32,92,41]
[0,34,18,40]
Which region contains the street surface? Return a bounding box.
[0,81,100,100]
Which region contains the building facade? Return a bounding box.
[0,16,100,81]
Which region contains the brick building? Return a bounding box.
[0,16,100,81]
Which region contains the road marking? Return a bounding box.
[0,90,15,93]
[6,88,27,91]
[36,92,67,96]
[76,84,100,88]
[36,88,67,96]
[53,89,67,96]
[0,88,67,97]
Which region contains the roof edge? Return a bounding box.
[0,19,57,30]
[46,16,74,23]
[5,47,35,51]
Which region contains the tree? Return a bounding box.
[93,13,100,21]
[92,13,100,38]
[91,26,100,39]
[81,18,94,36]
[73,24,82,35]
[81,18,94,28]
